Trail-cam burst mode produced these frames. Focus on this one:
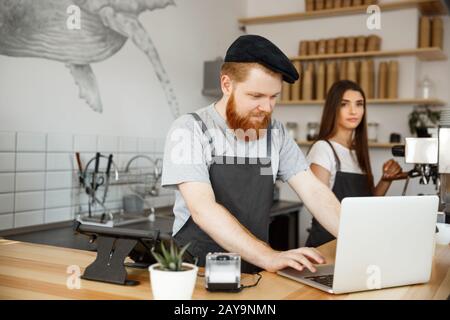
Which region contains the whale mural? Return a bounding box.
[0,0,180,118]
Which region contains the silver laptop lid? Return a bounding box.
[333,195,438,294]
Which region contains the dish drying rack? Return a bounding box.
[75,152,162,227]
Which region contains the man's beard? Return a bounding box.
[225,93,272,141]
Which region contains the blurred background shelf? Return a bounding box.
[279,98,446,106]
[238,0,448,26]
[290,47,447,62]
[297,140,400,148]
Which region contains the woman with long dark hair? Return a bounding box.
[305,80,407,247]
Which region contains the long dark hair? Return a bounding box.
[316,80,374,193]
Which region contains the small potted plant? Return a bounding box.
[149,241,197,300]
[408,106,441,137]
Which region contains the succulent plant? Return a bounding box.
[151,241,191,272]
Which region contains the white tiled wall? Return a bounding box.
[47,153,74,171]
[97,136,119,153]
[16,153,46,171]
[47,133,73,152]
[0,173,14,193]
[46,171,73,190]
[15,192,45,212]
[17,133,46,152]
[15,172,46,191]
[0,153,15,172]
[0,131,174,231]
[0,193,14,214]
[0,214,13,230]
[15,210,44,228]
[0,132,16,151]
[45,207,72,224]
[73,135,97,153]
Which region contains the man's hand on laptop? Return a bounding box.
[263,247,326,273]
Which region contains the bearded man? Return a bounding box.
[161,35,341,274]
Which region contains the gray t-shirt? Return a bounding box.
[161,103,309,235]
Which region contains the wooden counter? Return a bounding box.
[0,238,449,300]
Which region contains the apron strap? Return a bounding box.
[189,112,273,159]
[324,140,341,172]
[189,112,216,156]
[266,121,272,158]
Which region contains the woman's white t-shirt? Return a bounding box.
[306,140,363,188]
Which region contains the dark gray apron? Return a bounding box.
[305,140,373,247]
[174,112,274,273]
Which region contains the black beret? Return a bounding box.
[224,35,299,84]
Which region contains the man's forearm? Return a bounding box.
[305,181,341,237]
[289,170,341,238]
[191,202,275,269]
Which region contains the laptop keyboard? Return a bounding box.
[305,274,334,288]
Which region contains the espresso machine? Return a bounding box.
[392,108,450,224]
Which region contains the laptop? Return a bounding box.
[277,195,439,294]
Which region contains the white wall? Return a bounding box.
[0,0,246,230]
[0,0,245,137]
[246,0,450,245]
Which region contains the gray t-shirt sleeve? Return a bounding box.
[276,121,310,182]
[161,114,211,190]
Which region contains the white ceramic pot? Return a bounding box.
[149,263,198,300]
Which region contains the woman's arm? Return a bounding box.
[374,179,392,196]
[373,159,408,196]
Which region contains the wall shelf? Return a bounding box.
[238,0,448,26]
[279,98,446,106]
[297,140,400,148]
[290,47,447,62]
